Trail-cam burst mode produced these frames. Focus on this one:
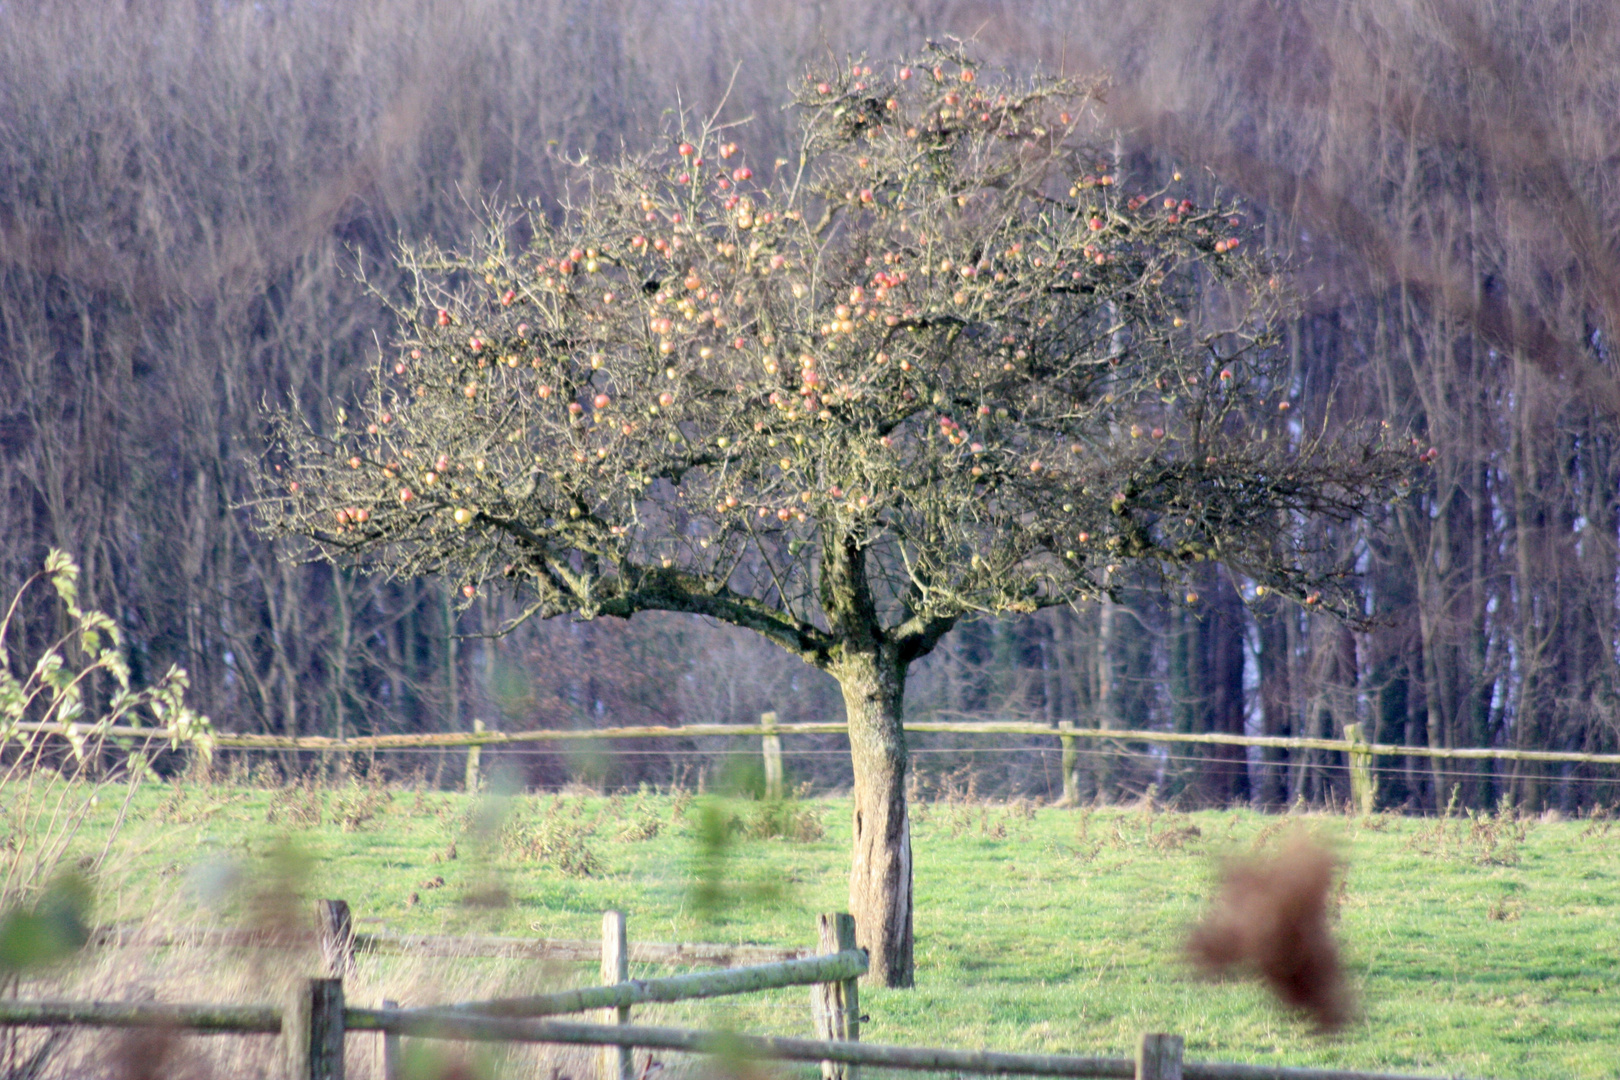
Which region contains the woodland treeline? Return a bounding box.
[3,0,1617,811]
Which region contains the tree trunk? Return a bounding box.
[830,646,913,988]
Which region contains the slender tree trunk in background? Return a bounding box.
[1279,601,1304,804]
[1209,570,1251,804]
[1331,624,1361,809]
[830,645,913,989]
[333,570,352,743]
[1509,362,1544,810]
[444,587,461,735]
[1255,606,1292,808]
[1417,565,1451,814]
[1094,597,1119,800]
[1169,602,1196,799]
[1463,444,1493,807]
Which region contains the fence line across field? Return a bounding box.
[5,898,1484,1080]
[18,718,1620,766]
[0,987,1478,1080]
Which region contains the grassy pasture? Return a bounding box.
[16,777,1620,1080]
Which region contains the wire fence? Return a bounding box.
[12,718,1618,813]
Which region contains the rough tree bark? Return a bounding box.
[830,644,914,989]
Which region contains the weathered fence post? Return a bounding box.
[1135,1033,1183,1080]
[316,900,355,978]
[811,912,860,1080]
[600,910,631,1080]
[380,998,402,1080]
[464,719,485,794]
[761,711,784,800]
[1345,723,1375,815]
[286,977,345,1080]
[1058,721,1079,806]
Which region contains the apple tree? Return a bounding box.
[256,48,1414,987]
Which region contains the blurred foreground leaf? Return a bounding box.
[0,872,92,973]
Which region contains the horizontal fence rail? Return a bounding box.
[16,719,1620,767]
[346,1010,1138,1077]
[432,949,867,1018]
[88,926,811,966]
[0,996,1470,1080]
[345,1013,1460,1080]
[0,999,281,1034]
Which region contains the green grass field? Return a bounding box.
[28,778,1620,1079]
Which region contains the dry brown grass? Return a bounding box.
[12,893,783,1079]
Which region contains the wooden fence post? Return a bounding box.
[1345,723,1375,815]
[1058,721,1079,806]
[761,711,784,800]
[316,900,355,978]
[1135,1033,1183,1080]
[380,998,401,1080]
[286,978,345,1080]
[600,910,631,1080]
[811,912,860,1080]
[464,720,485,794]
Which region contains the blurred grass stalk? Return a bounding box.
[0,551,211,905]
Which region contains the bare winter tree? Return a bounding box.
[259,47,1411,986]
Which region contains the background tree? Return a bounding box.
[257,49,1412,986]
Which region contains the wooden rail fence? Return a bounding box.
[0,984,1476,1080]
[13,898,1485,1080]
[19,716,1617,768]
[88,899,859,1080]
[19,714,1617,814]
